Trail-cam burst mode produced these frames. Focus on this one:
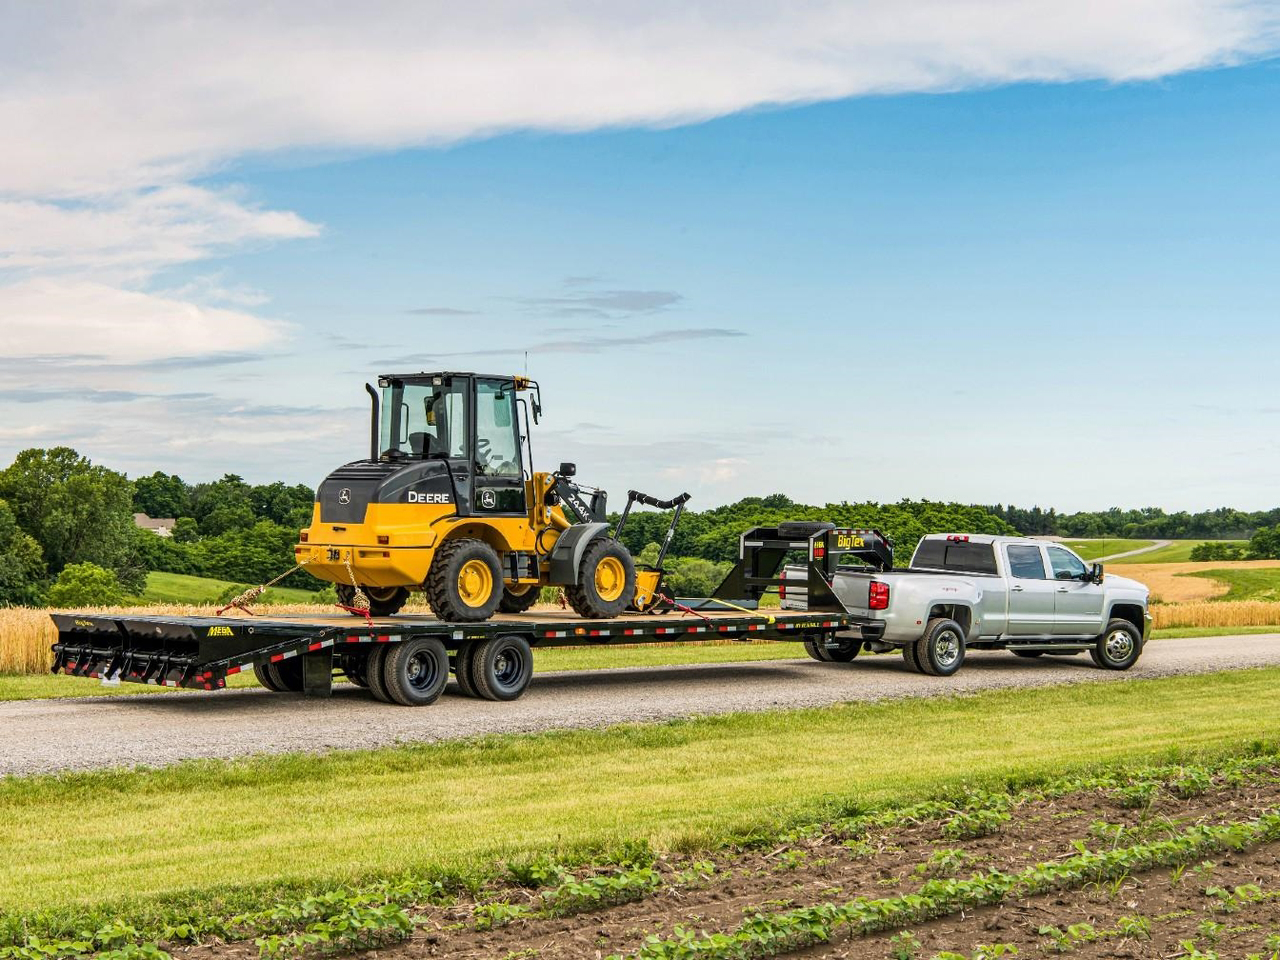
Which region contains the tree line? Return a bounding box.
[985,504,1280,540]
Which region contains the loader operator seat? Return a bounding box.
[408,432,428,457]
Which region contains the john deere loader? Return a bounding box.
[295,372,687,622]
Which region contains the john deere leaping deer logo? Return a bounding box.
[480,489,496,509]
[338,488,351,504]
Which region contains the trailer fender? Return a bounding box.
[547,522,611,585]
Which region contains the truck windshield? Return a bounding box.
[910,539,998,574]
[379,379,467,460]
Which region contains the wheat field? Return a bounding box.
[1115,559,1280,603]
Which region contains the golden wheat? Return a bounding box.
[1115,560,1280,604]
[1150,601,1280,630]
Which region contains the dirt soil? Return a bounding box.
[180,766,1280,960]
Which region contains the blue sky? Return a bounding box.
[1,3,1278,512]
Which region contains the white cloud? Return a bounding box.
[0,2,1276,198]
[0,280,289,364]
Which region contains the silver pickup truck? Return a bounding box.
[781,533,1152,677]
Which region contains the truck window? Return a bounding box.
[911,539,998,574]
[1005,544,1047,579]
[1047,546,1088,581]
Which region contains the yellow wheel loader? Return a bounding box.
[296,372,688,622]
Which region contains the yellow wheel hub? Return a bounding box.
[594,556,626,602]
[457,559,494,607]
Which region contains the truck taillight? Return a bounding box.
[869,581,890,610]
[946,535,969,542]
[779,581,786,600]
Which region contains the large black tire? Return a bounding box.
[266,657,304,692]
[565,539,636,619]
[1011,649,1044,659]
[381,637,450,706]
[498,583,541,614]
[366,644,394,703]
[901,641,921,673]
[451,643,479,697]
[253,662,282,691]
[914,618,966,677]
[470,635,534,701]
[336,584,410,617]
[339,651,370,687]
[803,637,831,662]
[1090,618,1142,670]
[804,635,860,663]
[426,539,503,622]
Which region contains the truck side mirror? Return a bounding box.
[1090,562,1104,584]
[558,461,576,477]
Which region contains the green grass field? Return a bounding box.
[138,571,325,605]
[1109,540,1249,564]
[1185,567,1280,602]
[1061,538,1154,560]
[2,667,1277,922]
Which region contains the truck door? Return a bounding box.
[1003,544,1056,635]
[1046,546,1106,636]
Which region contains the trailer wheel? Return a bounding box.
[803,636,860,662]
[914,618,966,677]
[252,662,282,691]
[426,539,503,622]
[340,652,370,687]
[366,645,394,703]
[337,584,410,618]
[382,637,449,706]
[901,642,921,673]
[451,643,479,697]
[1089,618,1142,671]
[471,635,533,701]
[265,658,304,692]
[498,583,541,614]
[566,539,636,619]
[803,637,831,662]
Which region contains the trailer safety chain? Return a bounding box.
[217,556,317,616]
[336,556,375,626]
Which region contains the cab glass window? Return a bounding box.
[1005,544,1047,579]
[379,379,468,460]
[1047,546,1088,581]
[474,380,522,476]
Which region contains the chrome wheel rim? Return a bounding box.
[1105,629,1134,662]
[935,630,961,667]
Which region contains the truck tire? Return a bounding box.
[381,637,449,706]
[498,583,541,614]
[914,618,966,677]
[451,643,479,697]
[565,539,636,619]
[470,634,534,701]
[252,662,282,691]
[366,644,394,703]
[426,539,503,622]
[1090,618,1142,670]
[337,584,410,618]
[901,641,921,673]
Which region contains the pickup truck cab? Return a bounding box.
[782,533,1151,677]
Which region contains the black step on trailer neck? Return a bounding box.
[48,609,853,700]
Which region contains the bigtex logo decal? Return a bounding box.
[407,491,451,503]
[207,626,235,636]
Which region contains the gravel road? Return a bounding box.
[4,634,1278,776]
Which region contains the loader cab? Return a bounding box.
[376,372,528,517]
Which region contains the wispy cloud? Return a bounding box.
[376,326,744,364]
[406,306,480,316]
[514,289,683,319]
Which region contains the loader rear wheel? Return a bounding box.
[336,584,410,617]
[382,637,449,706]
[451,643,479,697]
[498,583,541,614]
[471,635,533,701]
[566,539,636,619]
[426,539,502,622]
[253,662,282,691]
[366,644,394,703]
[266,658,304,692]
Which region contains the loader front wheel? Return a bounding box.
[426,539,503,622]
[337,584,410,617]
[566,539,636,619]
[498,582,541,614]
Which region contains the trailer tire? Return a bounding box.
[803,637,832,662]
[901,641,921,673]
[565,539,636,619]
[451,643,479,697]
[265,658,304,692]
[252,662,282,691]
[426,539,503,622]
[382,637,449,706]
[471,634,533,701]
[1089,618,1142,671]
[804,635,859,662]
[340,652,370,687]
[365,645,394,703]
[498,583,541,614]
[914,618,966,677]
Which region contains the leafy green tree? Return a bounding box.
[201,503,257,536]
[250,481,316,528]
[171,517,200,543]
[0,447,135,576]
[0,498,46,605]
[132,471,190,519]
[1248,525,1280,560]
[189,474,254,535]
[45,562,123,607]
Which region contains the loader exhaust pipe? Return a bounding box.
[365,383,379,460]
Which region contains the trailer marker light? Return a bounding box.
[300,532,308,542]
[869,581,891,610]
[377,535,389,545]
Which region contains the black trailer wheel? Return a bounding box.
[1011,649,1043,659]
[804,635,860,663]
[803,637,831,662]
[265,658,304,692]
[1089,618,1142,670]
[252,662,282,691]
[426,539,503,622]
[339,651,370,687]
[337,584,410,618]
[451,643,479,697]
[914,618,966,677]
[365,644,394,703]
[382,637,449,706]
[565,539,636,619]
[901,641,921,673]
[498,583,541,614]
[470,634,533,701]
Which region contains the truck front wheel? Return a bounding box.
[1090,619,1142,670]
[915,618,966,677]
